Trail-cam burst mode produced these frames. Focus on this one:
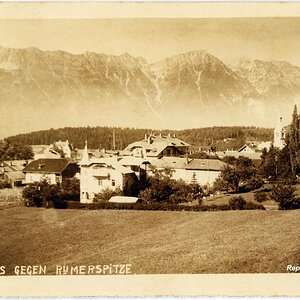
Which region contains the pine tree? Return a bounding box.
[287,105,300,176]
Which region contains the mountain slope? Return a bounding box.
[231,58,300,101]
[0,46,298,138]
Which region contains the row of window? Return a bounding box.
[98,179,115,187]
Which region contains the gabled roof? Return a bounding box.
[148,157,188,169]
[5,171,25,181]
[186,159,226,171]
[3,160,33,171]
[238,144,256,153]
[23,158,73,174]
[84,158,134,175]
[122,135,190,157]
[118,157,150,166]
[148,157,226,171]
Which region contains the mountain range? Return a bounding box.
[0,45,298,138]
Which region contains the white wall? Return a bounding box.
[80,165,124,203]
[25,173,59,185]
[155,168,220,186]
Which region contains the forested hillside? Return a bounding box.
[4,126,273,151]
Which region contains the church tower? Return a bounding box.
[274,116,286,149]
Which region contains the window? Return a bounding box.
[98,179,102,186]
[112,179,116,187]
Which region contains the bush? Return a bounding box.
[244,177,263,191]
[139,170,203,204]
[0,180,12,189]
[228,196,247,210]
[254,191,269,203]
[66,200,265,211]
[93,187,123,203]
[22,180,66,208]
[271,183,300,210]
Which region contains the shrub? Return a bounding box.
[93,187,123,203]
[139,171,203,204]
[66,200,265,211]
[22,180,66,208]
[0,180,12,189]
[228,196,247,210]
[244,177,263,191]
[271,183,300,210]
[254,191,269,203]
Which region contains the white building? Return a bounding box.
[79,142,137,203]
[147,157,226,186]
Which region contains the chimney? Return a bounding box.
[168,133,171,138]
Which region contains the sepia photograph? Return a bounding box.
[0,2,300,297]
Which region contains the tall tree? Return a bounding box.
[287,105,300,176]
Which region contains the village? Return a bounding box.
[1,112,300,276]
[0,114,288,209]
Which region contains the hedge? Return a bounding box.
[66,201,265,211]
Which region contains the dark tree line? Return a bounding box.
[5,126,273,151]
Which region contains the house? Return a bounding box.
[52,140,72,158]
[148,157,227,186]
[237,144,256,153]
[32,144,61,160]
[216,150,263,161]
[23,158,79,185]
[216,142,263,161]
[31,140,72,159]
[1,160,32,188]
[3,171,25,188]
[120,133,190,158]
[79,143,138,203]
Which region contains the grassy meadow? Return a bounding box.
[0,206,299,274]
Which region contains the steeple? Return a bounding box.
[79,140,90,165]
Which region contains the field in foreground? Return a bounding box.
[0,206,299,274]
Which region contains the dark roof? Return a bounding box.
[23,158,73,174]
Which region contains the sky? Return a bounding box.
[1,17,300,138]
[0,18,300,65]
